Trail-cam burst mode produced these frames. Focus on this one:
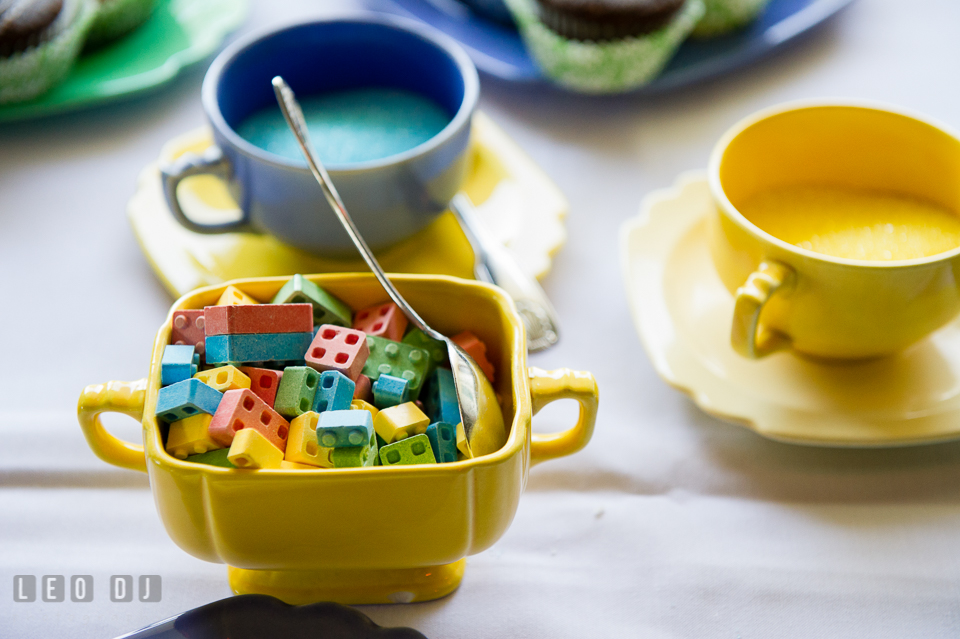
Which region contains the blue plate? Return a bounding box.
[368,0,855,91]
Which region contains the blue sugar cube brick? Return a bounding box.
[379,433,437,466]
[161,344,199,386]
[205,332,313,366]
[372,374,409,409]
[312,370,356,413]
[316,409,374,448]
[426,422,458,463]
[155,379,223,423]
[423,368,461,426]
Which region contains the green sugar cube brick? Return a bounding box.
[274,366,320,418]
[185,448,236,468]
[331,432,378,468]
[402,328,447,375]
[362,336,431,401]
[271,275,351,327]
[379,433,437,467]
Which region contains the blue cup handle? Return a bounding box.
[160,146,253,234]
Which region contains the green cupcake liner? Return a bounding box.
[86,0,159,48]
[504,0,705,94]
[691,0,772,37]
[0,0,99,105]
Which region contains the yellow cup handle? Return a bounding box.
[528,367,598,466]
[731,260,795,359]
[77,379,149,473]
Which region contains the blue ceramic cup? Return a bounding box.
[161,15,479,254]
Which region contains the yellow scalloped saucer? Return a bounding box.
[129,112,568,297]
[621,172,960,447]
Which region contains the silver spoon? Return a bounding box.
[272,76,502,454]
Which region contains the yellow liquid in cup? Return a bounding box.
[739,186,960,261]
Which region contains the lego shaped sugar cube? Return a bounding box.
[422,368,462,426]
[271,274,351,327]
[171,310,206,359]
[185,448,235,468]
[353,374,372,401]
[402,328,447,375]
[274,366,320,418]
[361,336,430,401]
[205,331,313,366]
[161,345,199,386]
[331,433,378,468]
[373,401,429,444]
[312,371,356,413]
[240,367,283,408]
[426,422,458,463]
[204,303,313,335]
[166,413,223,459]
[285,412,334,468]
[316,409,374,448]
[305,325,369,381]
[193,365,251,393]
[350,399,379,419]
[452,331,495,383]
[456,422,474,459]
[379,433,436,467]
[228,428,284,469]
[208,388,290,449]
[217,285,260,306]
[281,460,317,470]
[352,302,408,342]
[155,379,223,423]
[372,374,409,409]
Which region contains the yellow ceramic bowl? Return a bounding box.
[709,101,960,360]
[77,273,597,604]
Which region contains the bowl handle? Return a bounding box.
[77,379,149,473]
[528,367,598,465]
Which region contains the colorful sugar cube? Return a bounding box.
[452,331,495,383]
[361,336,431,401]
[228,428,283,469]
[160,345,199,386]
[426,422,458,463]
[217,285,259,306]
[402,328,447,375]
[312,371,356,413]
[208,388,290,449]
[379,433,436,466]
[185,448,235,468]
[155,379,223,423]
[353,374,372,401]
[205,331,312,366]
[240,367,283,407]
[331,433,378,468]
[284,412,334,468]
[353,302,408,341]
[350,399,379,419]
[271,274,351,327]
[281,460,317,470]
[171,310,206,359]
[165,414,222,459]
[316,409,374,448]
[305,325,369,381]
[373,402,429,444]
[193,365,251,393]
[456,422,473,459]
[423,368,462,426]
[372,374,409,409]
[203,303,313,335]
[274,366,320,418]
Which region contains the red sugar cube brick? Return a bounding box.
[452,331,495,383]
[204,303,313,336]
[172,310,206,358]
[353,302,408,342]
[305,325,370,381]
[353,374,372,401]
[208,388,289,450]
[240,367,283,408]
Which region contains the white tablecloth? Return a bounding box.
[3,0,960,636]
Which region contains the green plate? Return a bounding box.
[0,0,247,122]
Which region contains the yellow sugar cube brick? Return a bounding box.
[284,412,334,468]
[166,414,222,459]
[280,460,318,470]
[193,365,251,393]
[227,428,283,469]
[373,402,429,444]
[456,422,473,460]
[217,285,259,306]
[350,399,379,419]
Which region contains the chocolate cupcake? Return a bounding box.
[0,0,97,104]
[503,0,704,93]
[691,0,771,37]
[85,0,158,48]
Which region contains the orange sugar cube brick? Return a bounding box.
[452,331,495,383]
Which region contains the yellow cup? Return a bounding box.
[708,101,960,360]
[77,274,598,604]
